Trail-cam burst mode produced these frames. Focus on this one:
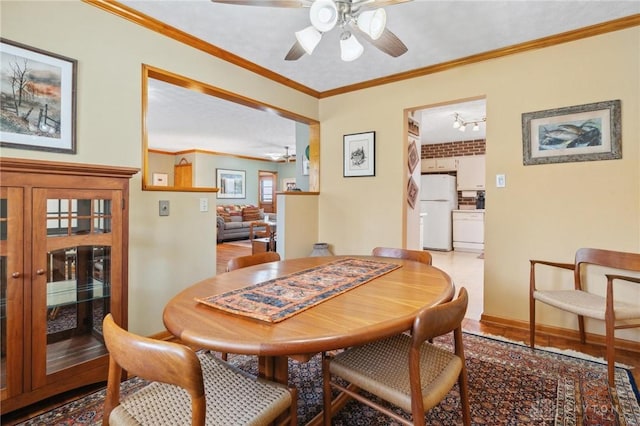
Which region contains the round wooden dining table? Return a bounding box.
[163,255,455,384]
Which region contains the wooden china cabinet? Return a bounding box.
[0,158,138,412]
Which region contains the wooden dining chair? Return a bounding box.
[322,288,470,426]
[223,251,281,361]
[372,247,432,265]
[226,251,281,272]
[529,247,640,387]
[102,314,297,426]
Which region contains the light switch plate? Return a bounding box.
[159,200,170,216]
[496,174,506,188]
[199,197,208,212]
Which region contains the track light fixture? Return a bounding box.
[453,113,486,132]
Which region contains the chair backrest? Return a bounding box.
[102,314,206,425]
[409,288,468,416]
[372,247,432,265]
[574,248,640,289]
[411,287,468,346]
[226,251,281,272]
[575,248,640,271]
[249,221,271,240]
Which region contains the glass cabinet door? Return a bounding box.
[0,187,24,401]
[31,188,122,387]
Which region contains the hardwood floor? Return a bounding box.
[2,243,637,423]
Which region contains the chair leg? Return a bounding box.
[322,354,333,426]
[221,352,228,361]
[458,367,471,426]
[578,315,586,344]
[606,319,616,387]
[529,297,536,348]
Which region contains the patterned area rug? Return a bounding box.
[197,257,401,322]
[14,332,639,425]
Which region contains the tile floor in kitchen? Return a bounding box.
[429,249,484,321]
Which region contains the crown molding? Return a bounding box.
[84,1,639,99]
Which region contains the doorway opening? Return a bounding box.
[259,170,277,214]
[405,97,487,320]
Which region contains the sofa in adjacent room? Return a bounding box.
[216,205,271,243]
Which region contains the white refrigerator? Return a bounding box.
[420,175,458,251]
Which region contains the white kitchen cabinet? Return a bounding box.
[456,155,485,190]
[421,157,457,173]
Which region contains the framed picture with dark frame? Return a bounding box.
[216,168,246,199]
[343,131,375,177]
[0,38,77,153]
[522,99,621,165]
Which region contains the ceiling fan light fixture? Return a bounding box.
[357,9,386,40]
[295,26,322,55]
[309,0,338,32]
[472,122,480,131]
[340,32,363,61]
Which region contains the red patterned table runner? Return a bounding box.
[196,258,401,323]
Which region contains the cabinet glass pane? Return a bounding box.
[46,198,112,237]
[46,245,110,375]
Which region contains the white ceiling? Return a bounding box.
[119,0,638,157]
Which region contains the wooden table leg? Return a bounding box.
[258,355,290,384]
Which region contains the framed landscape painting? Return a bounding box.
[216,168,245,199]
[343,131,375,177]
[0,39,77,153]
[522,100,621,165]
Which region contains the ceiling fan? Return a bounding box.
[266,146,295,162]
[211,0,410,61]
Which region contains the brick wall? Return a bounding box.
[420,139,486,208]
[421,139,486,158]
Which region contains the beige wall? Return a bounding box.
[1,1,318,336]
[2,2,638,342]
[318,28,640,340]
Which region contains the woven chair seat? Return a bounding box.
[534,289,640,320]
[329,334,462,413]
[110,352,292,425]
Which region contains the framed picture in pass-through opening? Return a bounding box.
[216,168,246,198]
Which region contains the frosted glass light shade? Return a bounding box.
[310,0,338,32]
[295,26,322,55]
[340,33,364,61]
[357,9,386,40]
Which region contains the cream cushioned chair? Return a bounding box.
[529,247,640,387]
[102,314,297,426]
[322,288,470,426]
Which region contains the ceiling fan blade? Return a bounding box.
[353,26,408,57]
[375,28,408,57]
[284,40,306,61]
[211,0,311,7]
